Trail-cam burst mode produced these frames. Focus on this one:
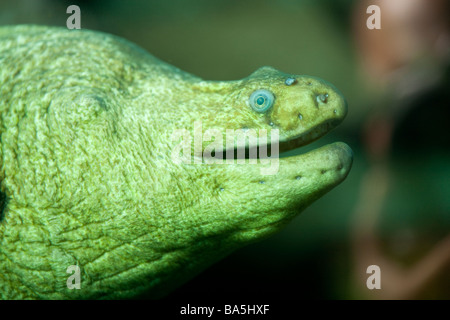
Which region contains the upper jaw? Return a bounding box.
[277,118,343,154]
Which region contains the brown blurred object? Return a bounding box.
[353,0,450,85]
[351,0,450,299]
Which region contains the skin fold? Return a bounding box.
[0,25,352,299]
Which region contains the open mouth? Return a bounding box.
[205,119,341,161]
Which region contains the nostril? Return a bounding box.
[317,93,329,104]
[285,77,297,86]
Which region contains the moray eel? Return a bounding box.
[0,25,352,299]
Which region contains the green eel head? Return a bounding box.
[180,66,352,242]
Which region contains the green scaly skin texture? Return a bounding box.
[0,25,352,299]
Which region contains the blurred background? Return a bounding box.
[1,0,449,299]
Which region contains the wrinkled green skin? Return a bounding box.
[0,25,352,299]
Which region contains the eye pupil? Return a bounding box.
[256,96,265,105]
[249,89,275,113]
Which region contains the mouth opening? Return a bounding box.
[204,119,340,160]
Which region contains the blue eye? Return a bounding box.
[249,89,274,113]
